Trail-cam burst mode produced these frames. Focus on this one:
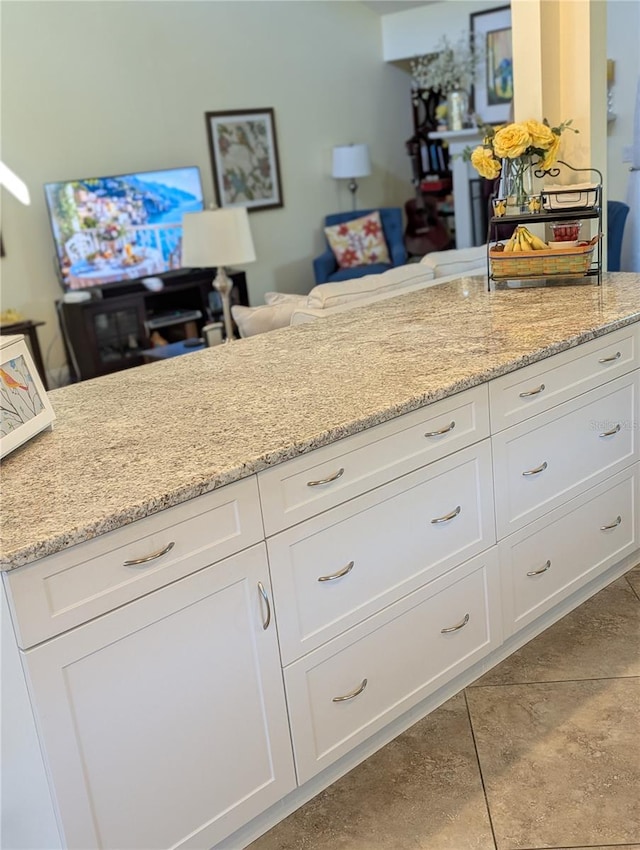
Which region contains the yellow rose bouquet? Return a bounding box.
[467,118,578,211]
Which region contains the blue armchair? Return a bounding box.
[607,200,630,272]
[313,207,407,284]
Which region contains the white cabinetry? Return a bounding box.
[3,327,639,850]
[499,466,639,635]
[285,550,501,783]
[4,479,295,850]
[491,325,640,640]
[492,371,639,537]
[268,440,495,664]
[19,544,295,850]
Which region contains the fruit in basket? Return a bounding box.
[502,226,547,253]
[550,221,581,241]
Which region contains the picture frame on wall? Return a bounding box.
[0,335,55,459]
[470,5,513,126]
[205,108,284,212]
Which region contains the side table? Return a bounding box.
[0,319,48,389]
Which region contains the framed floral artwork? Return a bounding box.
[0,335,55,458]
[205,108,284,211]
[470,5,513,125]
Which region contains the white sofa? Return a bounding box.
[231,246,487,338]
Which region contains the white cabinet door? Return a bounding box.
[20,544,296,850]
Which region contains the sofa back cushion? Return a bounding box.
[420,245,487,278]
[231,295,307,338]
[306,263,435,310]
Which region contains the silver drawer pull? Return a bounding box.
[332,678,368,703]
[431,505,462,524]
[600,515,622,531]
[441,613,470,634]
[425,420,456,437]
[519,383,546,398]
[599,423,621,438]
[318,560,355,582]
[307,468,345,487]
[527,559,552,577]
[257,581,271,630]
[598,351,621,364]
[522,461,548,477]
[123,541,175,566]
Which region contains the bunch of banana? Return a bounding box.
[503,226,548,253]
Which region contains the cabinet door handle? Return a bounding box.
[318,560,354,582]
[519,383,546,398]
[527,559,552,577]
[307,468,345,487]
[431,505,461,524]
[440,613,470,634]
[257,581,271,631]
[123,541,175,566]
[598,351,621,364]
[522,461,548,477]
[600,515,622,531]
[332,678,368,703]
[599,423,621,438]
[424,420,456,437]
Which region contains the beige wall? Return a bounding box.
[0,0,413,381]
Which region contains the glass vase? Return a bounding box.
[500,155,535,214]
[446,89,468,132]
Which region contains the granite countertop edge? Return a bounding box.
[3,313,638,572]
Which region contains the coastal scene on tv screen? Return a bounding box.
[45,167,204,290]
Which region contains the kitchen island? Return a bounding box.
[2,272,639,850]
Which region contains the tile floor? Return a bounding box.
[248,564,640,850]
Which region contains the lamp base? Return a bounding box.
[212,267,234,341]
[348,179,359,211]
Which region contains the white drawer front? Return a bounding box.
[490,325,639,432]
[258,385,489,535]
[5,477,263,649]
[493,371,639,538]
[500,464,639,635]
[284,550,501,784]
[268,441,495,665]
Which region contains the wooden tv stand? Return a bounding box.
[57,269,248,381]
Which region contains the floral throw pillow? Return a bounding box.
[324,212,391,269]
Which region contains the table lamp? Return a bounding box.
[332,144,371,210]
[181,207,256,341]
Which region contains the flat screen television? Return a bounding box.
[44,166,204,291]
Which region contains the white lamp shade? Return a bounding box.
[332,144,371,179]
[181,207,256,268]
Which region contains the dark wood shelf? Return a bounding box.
[57,269,248,381]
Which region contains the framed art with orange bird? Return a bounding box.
[0,335,55,459]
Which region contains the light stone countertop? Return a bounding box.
[2,273,639,571]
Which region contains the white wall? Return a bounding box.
[607,0,640,203]
[381,0,507,61]
[0,1,413,379]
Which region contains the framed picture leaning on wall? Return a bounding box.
[205,108,284,211]
[0,335,55,459]
[470,5,513,126]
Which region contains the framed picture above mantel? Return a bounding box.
[205,108,284,212]
[470,5,513,126]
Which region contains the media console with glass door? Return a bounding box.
[58,268,248,381]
